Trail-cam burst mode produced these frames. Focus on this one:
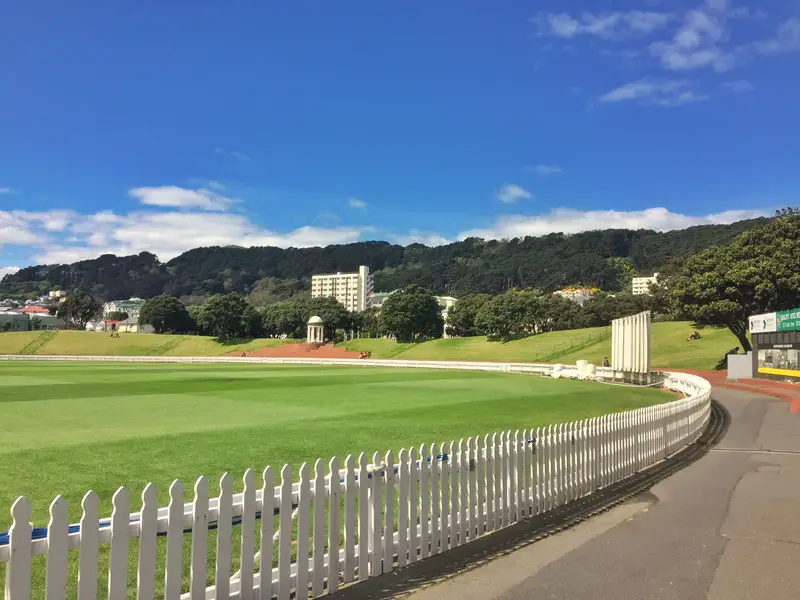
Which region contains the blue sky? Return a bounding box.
[1,0,799,276]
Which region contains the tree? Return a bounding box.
[105,311,129,322]
[199,293,261,340]
[29,316,42,331]
[139,295,190,334]
[665,215,800,352]
[474,290,528,339]
[380,285,443,342]
[261,296,349,340]
[56,291,102,330]
[446,294,490,337]
[355,306,382,338]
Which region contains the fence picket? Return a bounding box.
[215,474,233,600]
[416,444,431,562]
[468,437,476,540]
[534,427,542,515]
[45,496,68,600]
[278,466,292,600]
[493,432,501,529]
[136,485,158,600]
[514,430,523,522]
[297,464,311,597]
[239,471,255,600]
[313,460,326,597]
[397,450,408,569]
[109,487,131,600]
[439,442,449,552]
[328,457,341,594]
[343,456,356,583]
[522,430,530,518]
[428,443,438,557]
[477,435,486,536]
[486,434,495,531]
[458,440,467,545]
[369,451,382,577]
[383,450,395,573]
[357,454,368,580]
[78,492,100,600]
[259,467,274,600]
[6,498,32,600]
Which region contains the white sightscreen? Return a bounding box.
[611,310,651,374]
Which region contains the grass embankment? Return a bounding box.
[340,322,739,370]
[0,330,294,356]
[0,321,740,368]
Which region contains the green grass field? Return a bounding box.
[0,362,670,525]
[0,361,670,599]
[340,322,739,369]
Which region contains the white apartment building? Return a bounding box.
[632,273,659,296]
[311,265,374,312]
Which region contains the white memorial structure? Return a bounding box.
[306,315,325,343]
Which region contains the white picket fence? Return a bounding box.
[0,358,711,600]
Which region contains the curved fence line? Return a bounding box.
[0,356,711,600]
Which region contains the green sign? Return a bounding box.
[777,308,800,332]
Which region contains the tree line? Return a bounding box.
[0,219,766,302]
[29,214,799,350]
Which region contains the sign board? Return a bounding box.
[748,312,777,334]
[777,308,800,332]
[611,310,651,374]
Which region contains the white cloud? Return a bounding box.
[0,211,53,246]
[600,79,709,106]
[534,10,674,40]
[754,18,800,55]
[0,266,20,279]
[0,188,13,194]
[458,207,770,240]
[495,184,533,204]
[391,230,451,247]
[128,186,238,211]
[29,210,365,264]
[650,6,736,72]
[529,165,564,176]
[348,198,367,209]
[723,80,754,92]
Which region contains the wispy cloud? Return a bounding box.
[533,10,674,40]
[129,186,238,211]
[0,188,13,194]
[459,207,770,240]
[537,2,799,76]
[348,198,367,210]
[754,17,800,55]
[0,266,20,279]
[392,230,451,247]
[527,164,564,176]
[600,79,709,107]
[723,80,754,93]
[495,184,533,205]
[215,148,251,163]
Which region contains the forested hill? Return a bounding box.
[0,218,767,302]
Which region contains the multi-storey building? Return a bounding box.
[632,273,659,296]
[311,266,374,312]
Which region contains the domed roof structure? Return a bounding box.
[307,315,324,325]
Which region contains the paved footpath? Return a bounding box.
[337,387,800,600]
